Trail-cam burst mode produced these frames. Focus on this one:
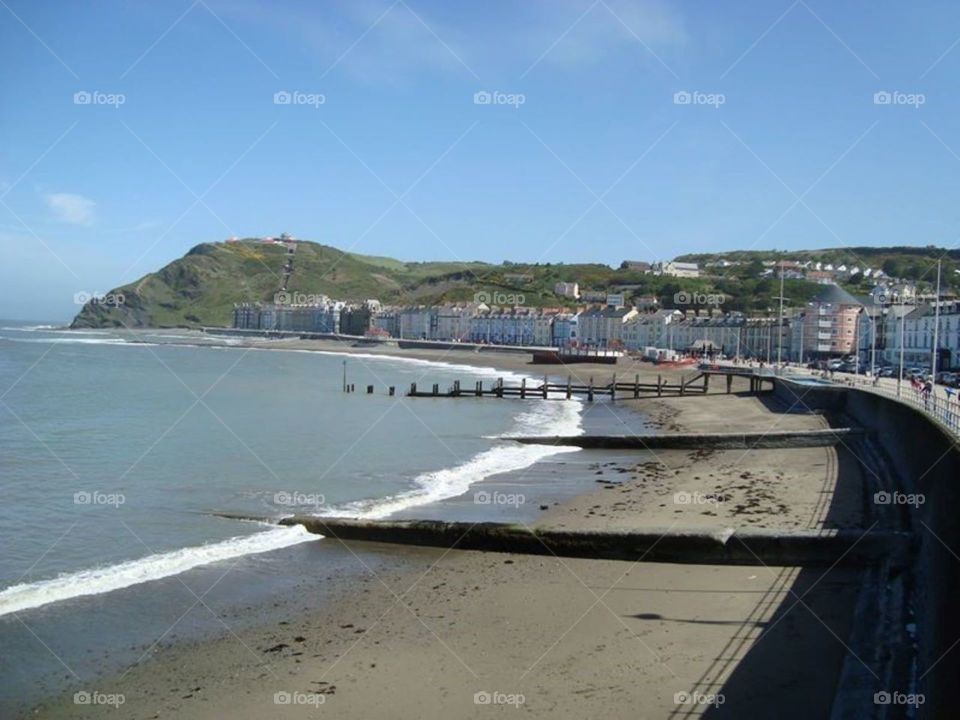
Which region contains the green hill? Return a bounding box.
[70,239,960,329]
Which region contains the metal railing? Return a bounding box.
[834,375,960,439]
[779,367,960,440]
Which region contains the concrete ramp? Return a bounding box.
[213,514,906,568]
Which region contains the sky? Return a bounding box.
[2,0,960,321]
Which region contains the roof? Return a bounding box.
[811,283,863,306]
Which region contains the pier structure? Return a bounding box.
[402,369,774,401]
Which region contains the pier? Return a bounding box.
[401,368,777,402]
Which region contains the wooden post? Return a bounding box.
[497,378,504,399]
[543,375,548,399]
[411,382,417,395]
[634,373,639,399]
[367,385,374,394]
[432,383,439,396]
[657,374,662,397]
[476,380,482,397]
[704,374,710,393]
[521,378,527,399]
[726,374,733,394]
[588,377,594,402]
[389,386,395,396]
[566,376,572,399]
[610,372,616,401]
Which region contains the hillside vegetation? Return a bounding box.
[71,239,958,329]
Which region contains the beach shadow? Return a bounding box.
[657,398,876,717]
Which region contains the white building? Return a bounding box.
[577,307,639,348]
[653,261,700,278]
[554,281,580,299]
[884,301,960,369]
[621,310,682,350]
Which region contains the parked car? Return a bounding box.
[879,366,896,378]
[937,372,958,387]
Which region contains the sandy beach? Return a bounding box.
[28,331,869,719]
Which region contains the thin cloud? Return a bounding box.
[45,193,96,226]
[215,0,687,82]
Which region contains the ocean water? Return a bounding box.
[0,321,596,714]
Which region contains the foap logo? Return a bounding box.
[474,290,525,306]
[874,490,925,507]
[874,690,925,708]
[473,690,525,707]
[873,90,925,108]
[73,90,126,108]
[74,490,125,508]
[274,291,327,305]
[674,691,725,708]
[674,491,722,507]
[273,90,326,108]
[673,90,725,108]
[274,691,326,707]
[473,90,526,108]
[873,291,905,304]
[73,691,125,707]
[74,290,125,306]
[274,491,326,508]
[674,291,725,306]
[474,490,525,508]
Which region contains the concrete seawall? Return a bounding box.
[774,377,960,719]
[507,428,867,449]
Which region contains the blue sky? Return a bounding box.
[2,0,960,320]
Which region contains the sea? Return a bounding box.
[0,321,645,715]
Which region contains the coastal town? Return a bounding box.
[230,243,959,377]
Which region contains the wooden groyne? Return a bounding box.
[505,428,868,449]
[405,372,717,401]
[213,515,909,568]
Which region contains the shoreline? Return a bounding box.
[6,325,671,718]
[8,325,870,718]
[46,325,693,385]
[23,347,869,718]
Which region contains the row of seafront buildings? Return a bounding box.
[233,284,960,369]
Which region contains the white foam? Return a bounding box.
[0,526,314,617]
[0,348,583,616]
[0,324,63,331]
[332,396,584,519]
[283,347,532,383]
[0,336,159,347]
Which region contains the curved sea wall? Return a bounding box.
[774,379,960,718]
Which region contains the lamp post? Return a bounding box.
[897,294,907,398]
[932,260,942,381]
[776,259,786,365]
